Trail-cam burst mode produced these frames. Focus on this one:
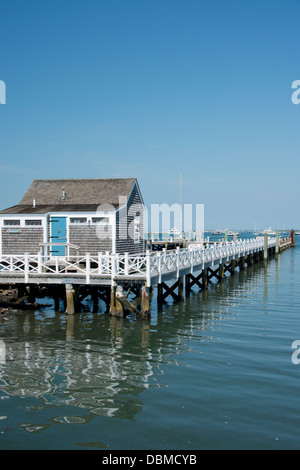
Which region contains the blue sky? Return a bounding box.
[0,0,299,230]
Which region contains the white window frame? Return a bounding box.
[134,217,140,244]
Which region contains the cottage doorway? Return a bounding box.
[50,216,67,256]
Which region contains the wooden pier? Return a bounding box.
[0,232,295,319]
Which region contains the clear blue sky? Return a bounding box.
[0,0,299,230]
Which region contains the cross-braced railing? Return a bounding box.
[0,236,284,286]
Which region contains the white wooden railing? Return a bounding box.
[0,237,280,286]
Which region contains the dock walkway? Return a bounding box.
[0,235,294,317]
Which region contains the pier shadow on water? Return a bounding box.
[0,249,294,450]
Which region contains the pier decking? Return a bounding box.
[0,233,295,318]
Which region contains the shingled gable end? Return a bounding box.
[0,178,144,257]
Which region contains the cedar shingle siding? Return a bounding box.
[116,183,144,254]
[69,225,112,256]
[2,228,44,255]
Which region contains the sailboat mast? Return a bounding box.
[180,170,183,236]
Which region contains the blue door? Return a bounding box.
[50,217,67,256]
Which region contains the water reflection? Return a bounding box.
[0,255,279,426]
[0,316,154,420]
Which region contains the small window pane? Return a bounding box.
[92,217,109,224]
[70,218,87,224]
[25,220,42,226]
[4,220,20,226]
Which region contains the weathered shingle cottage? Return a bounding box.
[0,178,144,257]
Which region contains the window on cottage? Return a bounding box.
[134,218,140,244]
[92,217,109,224]
[25,220,42,226]
[70,218,87,224]
[4,220,20,226]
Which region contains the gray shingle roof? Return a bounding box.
[0,178,140,214]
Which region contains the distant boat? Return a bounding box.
[228,231,240,236]
[212,230,222,235]
[253,222,260,236]
[263,227,277,235]
[170,227,181,238]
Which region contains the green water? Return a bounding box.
[1,234,300,450]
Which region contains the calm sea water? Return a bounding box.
[1,232,300,450]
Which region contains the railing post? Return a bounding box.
[162,247,167,264]
[189,246,194,274]
[24,253,29,284]
[111,253,116,287]
[157,252,162,284]
[106,251,110,274]
[146,250,151,287]
[115,253,120,276]
[37,252,42,274]
[212,244,216,266]
[86,253,90,284]
[176,246,180,278]
[124,252,129,276]
[98,252,103,274]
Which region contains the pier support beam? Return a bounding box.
[239,257,245,271]
[231,259,236,274]
[202,268,208,289]
[219,263,224,282]
[28,284,38,304]
[157,277,184,308]
[91,286,99,313]
[246,254,253,267]
[65,284,80,315]
[185,274,191,297]
[185,272,204,295]
[110,284,124,317]
[207,266,223,282]
[141,285,151,318]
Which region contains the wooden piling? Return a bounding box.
[290,229,295,247]
[110,284,124,317]
[239,256,245,271]
[231,259,236,274]
[247,254,253,267]
[202,268,208,289]
[157,283,163,309]
[178,276,184,300]
[185,274,191,297]
[65,284,80,315]
[91,286,99,313]
[141,285,151,318]
[219,263,224,281]
[28,284,38,304]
